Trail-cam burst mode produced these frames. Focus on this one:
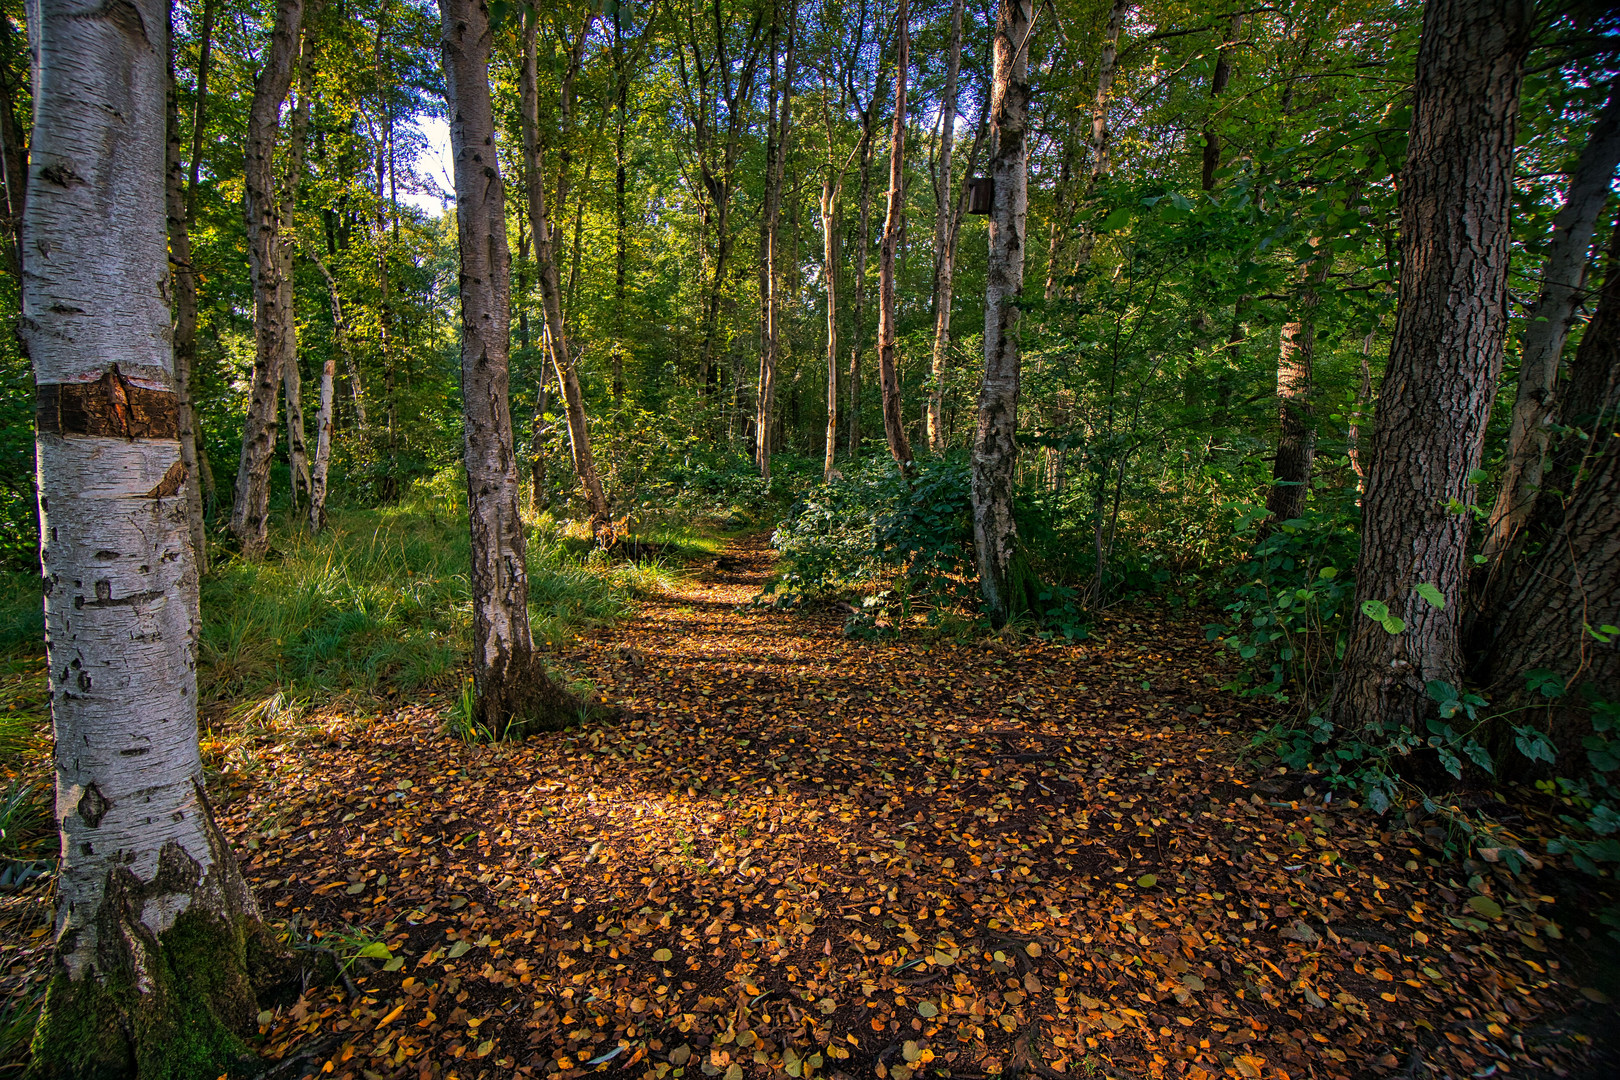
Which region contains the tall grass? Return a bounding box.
[0,476,681,735]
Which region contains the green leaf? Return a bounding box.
[917,1001,938,1018]
[447,939,472,959]
[1136,874,1158,888]
[1467,895,1504,920]
[1318,566,1337,579]
[1414,582,1445,610]
[357,942,392,960]
[1099,207,1131,232]
[653,947,673,962]
[1361,600,1389,622]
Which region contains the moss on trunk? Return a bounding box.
[30,906,262,1080]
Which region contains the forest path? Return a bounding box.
[215,534,1607,1080]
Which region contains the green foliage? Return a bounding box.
[1207,508,1358,701]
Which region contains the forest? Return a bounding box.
[2,0,1619,1076]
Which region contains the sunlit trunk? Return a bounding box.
[876,0,914,469]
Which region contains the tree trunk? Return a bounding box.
[971,0,1033,629]
[822,171,841,481]
[1264,254,1330,525]
[613,1,628,403]
[308,253,351,531]
[1200,12,1243,192]
[280,36,318,513]
[521,16,612,542]
[25,1,273,1070]
[1067,0,1127,271]
[1479,84,1620,570]
[848,127,874,458]
[0,4,27,291]
[925,0,965,452]
[1324,0,1530,734]
[756,3,796,481]
[231,0,305,559]
[1477,216,1620,761]
[876,0,914,470]
[439,0,580,735]
[166,54,209,574]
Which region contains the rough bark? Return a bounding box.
[876,0,914,470]
[165,51,208,574]
[1264,255,1330,525]
[25,1,271,1072]
[970,0,1032,629]
[1479,83,1620,569]
[612,0,628,403]
[1325,0,1530,734]
[1474,218,1620,763]
[520,15,611,541]
[439,0,579,736]
[230,0,305,559]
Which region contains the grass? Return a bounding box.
[0,476,685,750]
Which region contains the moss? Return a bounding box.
[30,907,260,1080]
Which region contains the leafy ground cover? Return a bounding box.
[2,537,1617,1080]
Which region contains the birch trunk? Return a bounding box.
[876,0,914,469]
[26,0,273,1069]
[520,17,612,542]
[280,37,318,512]
[440,0,580,735]
[165,55,208,573]
[308,253,351,531]
[971,0,1032,628]
[230,0,305,559]
[1479,85,1620,569]
[1325,0,1529,734]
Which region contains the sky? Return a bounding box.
[403,115,456,218]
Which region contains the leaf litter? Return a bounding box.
[4,536,1615,1080]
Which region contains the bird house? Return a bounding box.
[968,176,994,215]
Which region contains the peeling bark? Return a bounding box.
[439,0,580,735]
[1326,0,1530,733]
[971,0,1033,629]
[24,0,269,1071]
[1264,255,1331,526]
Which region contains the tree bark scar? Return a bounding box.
[143,459,187,499]
[78,782,111,829]
[36,367,178,439]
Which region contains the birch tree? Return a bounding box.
[756,0,796,481]
[440,0,582,733]
[26,0,271,1069]
[970,0,1032,627]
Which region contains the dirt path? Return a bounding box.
[12,535,1609,1080]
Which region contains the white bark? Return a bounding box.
[971,0,1033,628]
[24,0,258,1057]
